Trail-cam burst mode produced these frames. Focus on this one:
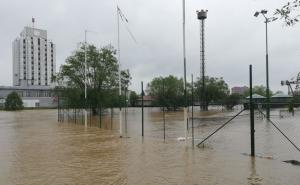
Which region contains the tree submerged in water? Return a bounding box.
[55,44,131,113]
[195,76,230,110]
[147,75,184,111]
[147,75,231,111]
[5,92,23,111]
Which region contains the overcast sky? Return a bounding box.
[0,0,299,93]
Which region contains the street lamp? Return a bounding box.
[254,9,276,120]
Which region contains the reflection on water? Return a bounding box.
[248,158,262,185]
[0,108,300,185]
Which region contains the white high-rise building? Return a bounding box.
[12,26,56,87]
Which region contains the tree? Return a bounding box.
[243,85,273,97]
[148,75,184,110]
[5,92,23,111]
[56,44,131,113]
[129,91,139,107]
[195,76,230,110]
[224,93,241,110]
[274,0,300,26]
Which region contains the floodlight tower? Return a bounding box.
[197,10,208,111]
[254,9,272,120]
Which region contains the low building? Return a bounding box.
[0,86,57,108]
[271,93,293,108]
[244,93,293,109]
[244,93,266,109]
[136,95,155,107]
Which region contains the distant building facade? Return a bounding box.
[0,86,57,108]
[231,86,248,95]
[136,95,155,107]
[0,24,57,108]
[13,26,56,87]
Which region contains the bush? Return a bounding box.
[224,93,241,110]
[5,92,23,111]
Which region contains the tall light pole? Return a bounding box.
[117,6,123,137]
[197,10,208,111]
[84,30,88,128]
[254,10,275,120]
[182,0,188,141]
[117,6,137,137]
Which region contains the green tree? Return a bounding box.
[224,93,241,110]
[275,0,300,26]
[244,85,273,97]
[195,76,230,110]
[148,75,184,111]
[56,44,131,113]
[5,92,23,111]
[129,91,139,107]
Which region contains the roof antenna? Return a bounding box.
[32,17,35,29]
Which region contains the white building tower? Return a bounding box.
[12,25,56,87]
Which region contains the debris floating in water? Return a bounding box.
[177,137,186,141]
[283,160,300,166]
[241,153,274,160]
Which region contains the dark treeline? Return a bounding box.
[55,44,297,112]
[147,75,236,111]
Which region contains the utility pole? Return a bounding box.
[117,6,137,137]
[117,7,123,137]
[182,0,188,142]
[84,30,88,128]
[249,65,255,157]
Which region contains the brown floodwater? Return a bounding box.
[0,108,299,185]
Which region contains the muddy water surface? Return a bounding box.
[0,108,299,185]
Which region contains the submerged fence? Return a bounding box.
[57,65,300,161]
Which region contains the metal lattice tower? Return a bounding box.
[197,10,208,110]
